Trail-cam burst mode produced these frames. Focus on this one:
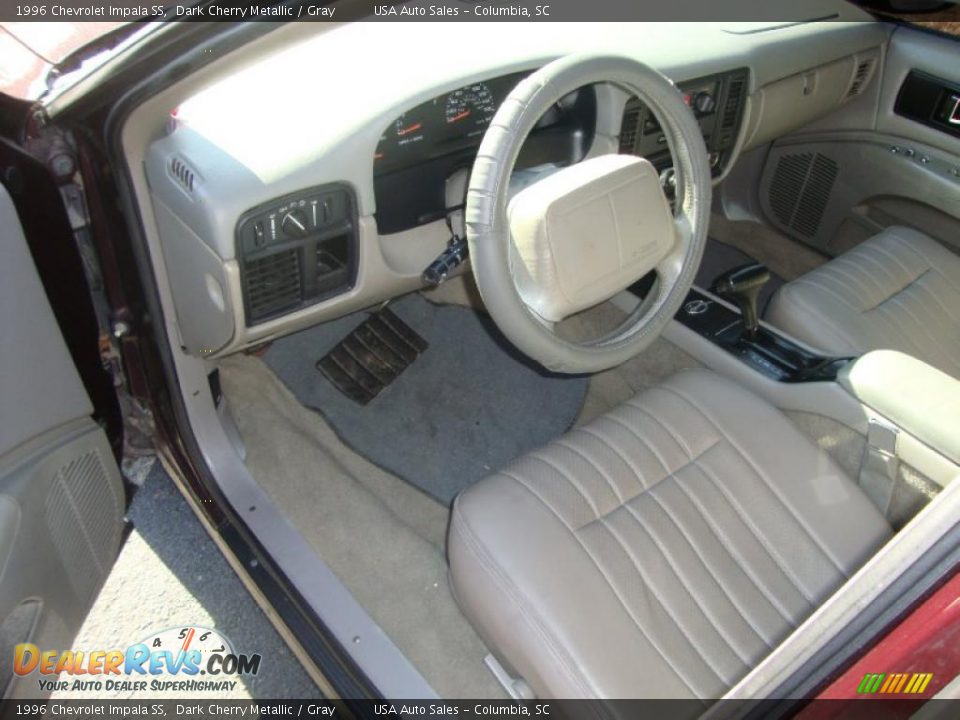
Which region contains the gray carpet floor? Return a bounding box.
[264,293,589,504]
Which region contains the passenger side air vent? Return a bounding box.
[721,76,746,129]
[768,152,838,238]
[169,156,197,193]
[846,58,876,99]
[244,248,303,321]
[619,97,642,154]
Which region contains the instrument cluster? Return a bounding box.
[373,72,596,233]
[374,73,525,175]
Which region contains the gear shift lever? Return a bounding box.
[712,263,770,339]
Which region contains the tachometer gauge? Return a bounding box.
[444,83,496,126]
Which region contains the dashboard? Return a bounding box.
[140,19,889,357]
[373,73,596,233]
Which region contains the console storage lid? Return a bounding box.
[839,350,960,466]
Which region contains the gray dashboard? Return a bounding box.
[144,19,888,357]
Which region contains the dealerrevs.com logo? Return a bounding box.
[14,626,262,694]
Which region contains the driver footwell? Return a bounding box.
[263,293,589,504]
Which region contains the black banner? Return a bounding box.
[0,0,887,23]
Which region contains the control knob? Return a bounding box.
[281,209,309,238]
[693,92,716,115]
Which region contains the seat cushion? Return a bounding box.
[448,370,890,699]
[766,227,960,378]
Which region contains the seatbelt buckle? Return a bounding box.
[867,419,899,457]
[859,419,900,517]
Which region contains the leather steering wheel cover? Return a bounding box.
[466,54,711,373]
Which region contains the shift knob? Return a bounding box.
[712,263,770,338]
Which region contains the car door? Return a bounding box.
[0,179,125,699]
[754,21,960,257]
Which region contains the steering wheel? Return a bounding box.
[466,54,711,374]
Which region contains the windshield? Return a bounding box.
[0,21,131,99]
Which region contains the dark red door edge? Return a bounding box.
[798,568,960,718]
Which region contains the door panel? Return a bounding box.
[0,184,124,698]
[878,26,960,156]
[756,25,960,257]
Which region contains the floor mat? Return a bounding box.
[696,238,786,314]
[264,293,589,504]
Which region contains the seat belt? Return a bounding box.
[858,418,900,518]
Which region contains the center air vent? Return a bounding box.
[243,248,303,322]
[721,75,746,130]
[767,152,838,238]
[619,97,642,154]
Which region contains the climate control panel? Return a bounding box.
[239,188,352,255]
[236,185,357,326]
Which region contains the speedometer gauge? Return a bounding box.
[444,83,496,126]
[395,113,423,138]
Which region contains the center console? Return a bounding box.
[635,259,848,384]
[674,287,849,383]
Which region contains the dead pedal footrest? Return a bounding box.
[316,307,428,405]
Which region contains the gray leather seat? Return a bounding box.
[448,370,890,699]
[766,227,960,379]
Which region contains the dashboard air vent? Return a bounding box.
[768,152,838,238]
[721,76,746,129]
[619,98,642,154]
[846,58,876,99]
[169,156,196,193]
[244,248,302,322]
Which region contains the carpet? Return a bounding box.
[264,293,589,504]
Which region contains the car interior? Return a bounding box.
[107,9,960,702]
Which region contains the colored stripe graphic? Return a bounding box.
[859,672,934,694]
[857,673,884,694]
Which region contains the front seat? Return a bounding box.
[766,226,960,379]
[448,370,890,699]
